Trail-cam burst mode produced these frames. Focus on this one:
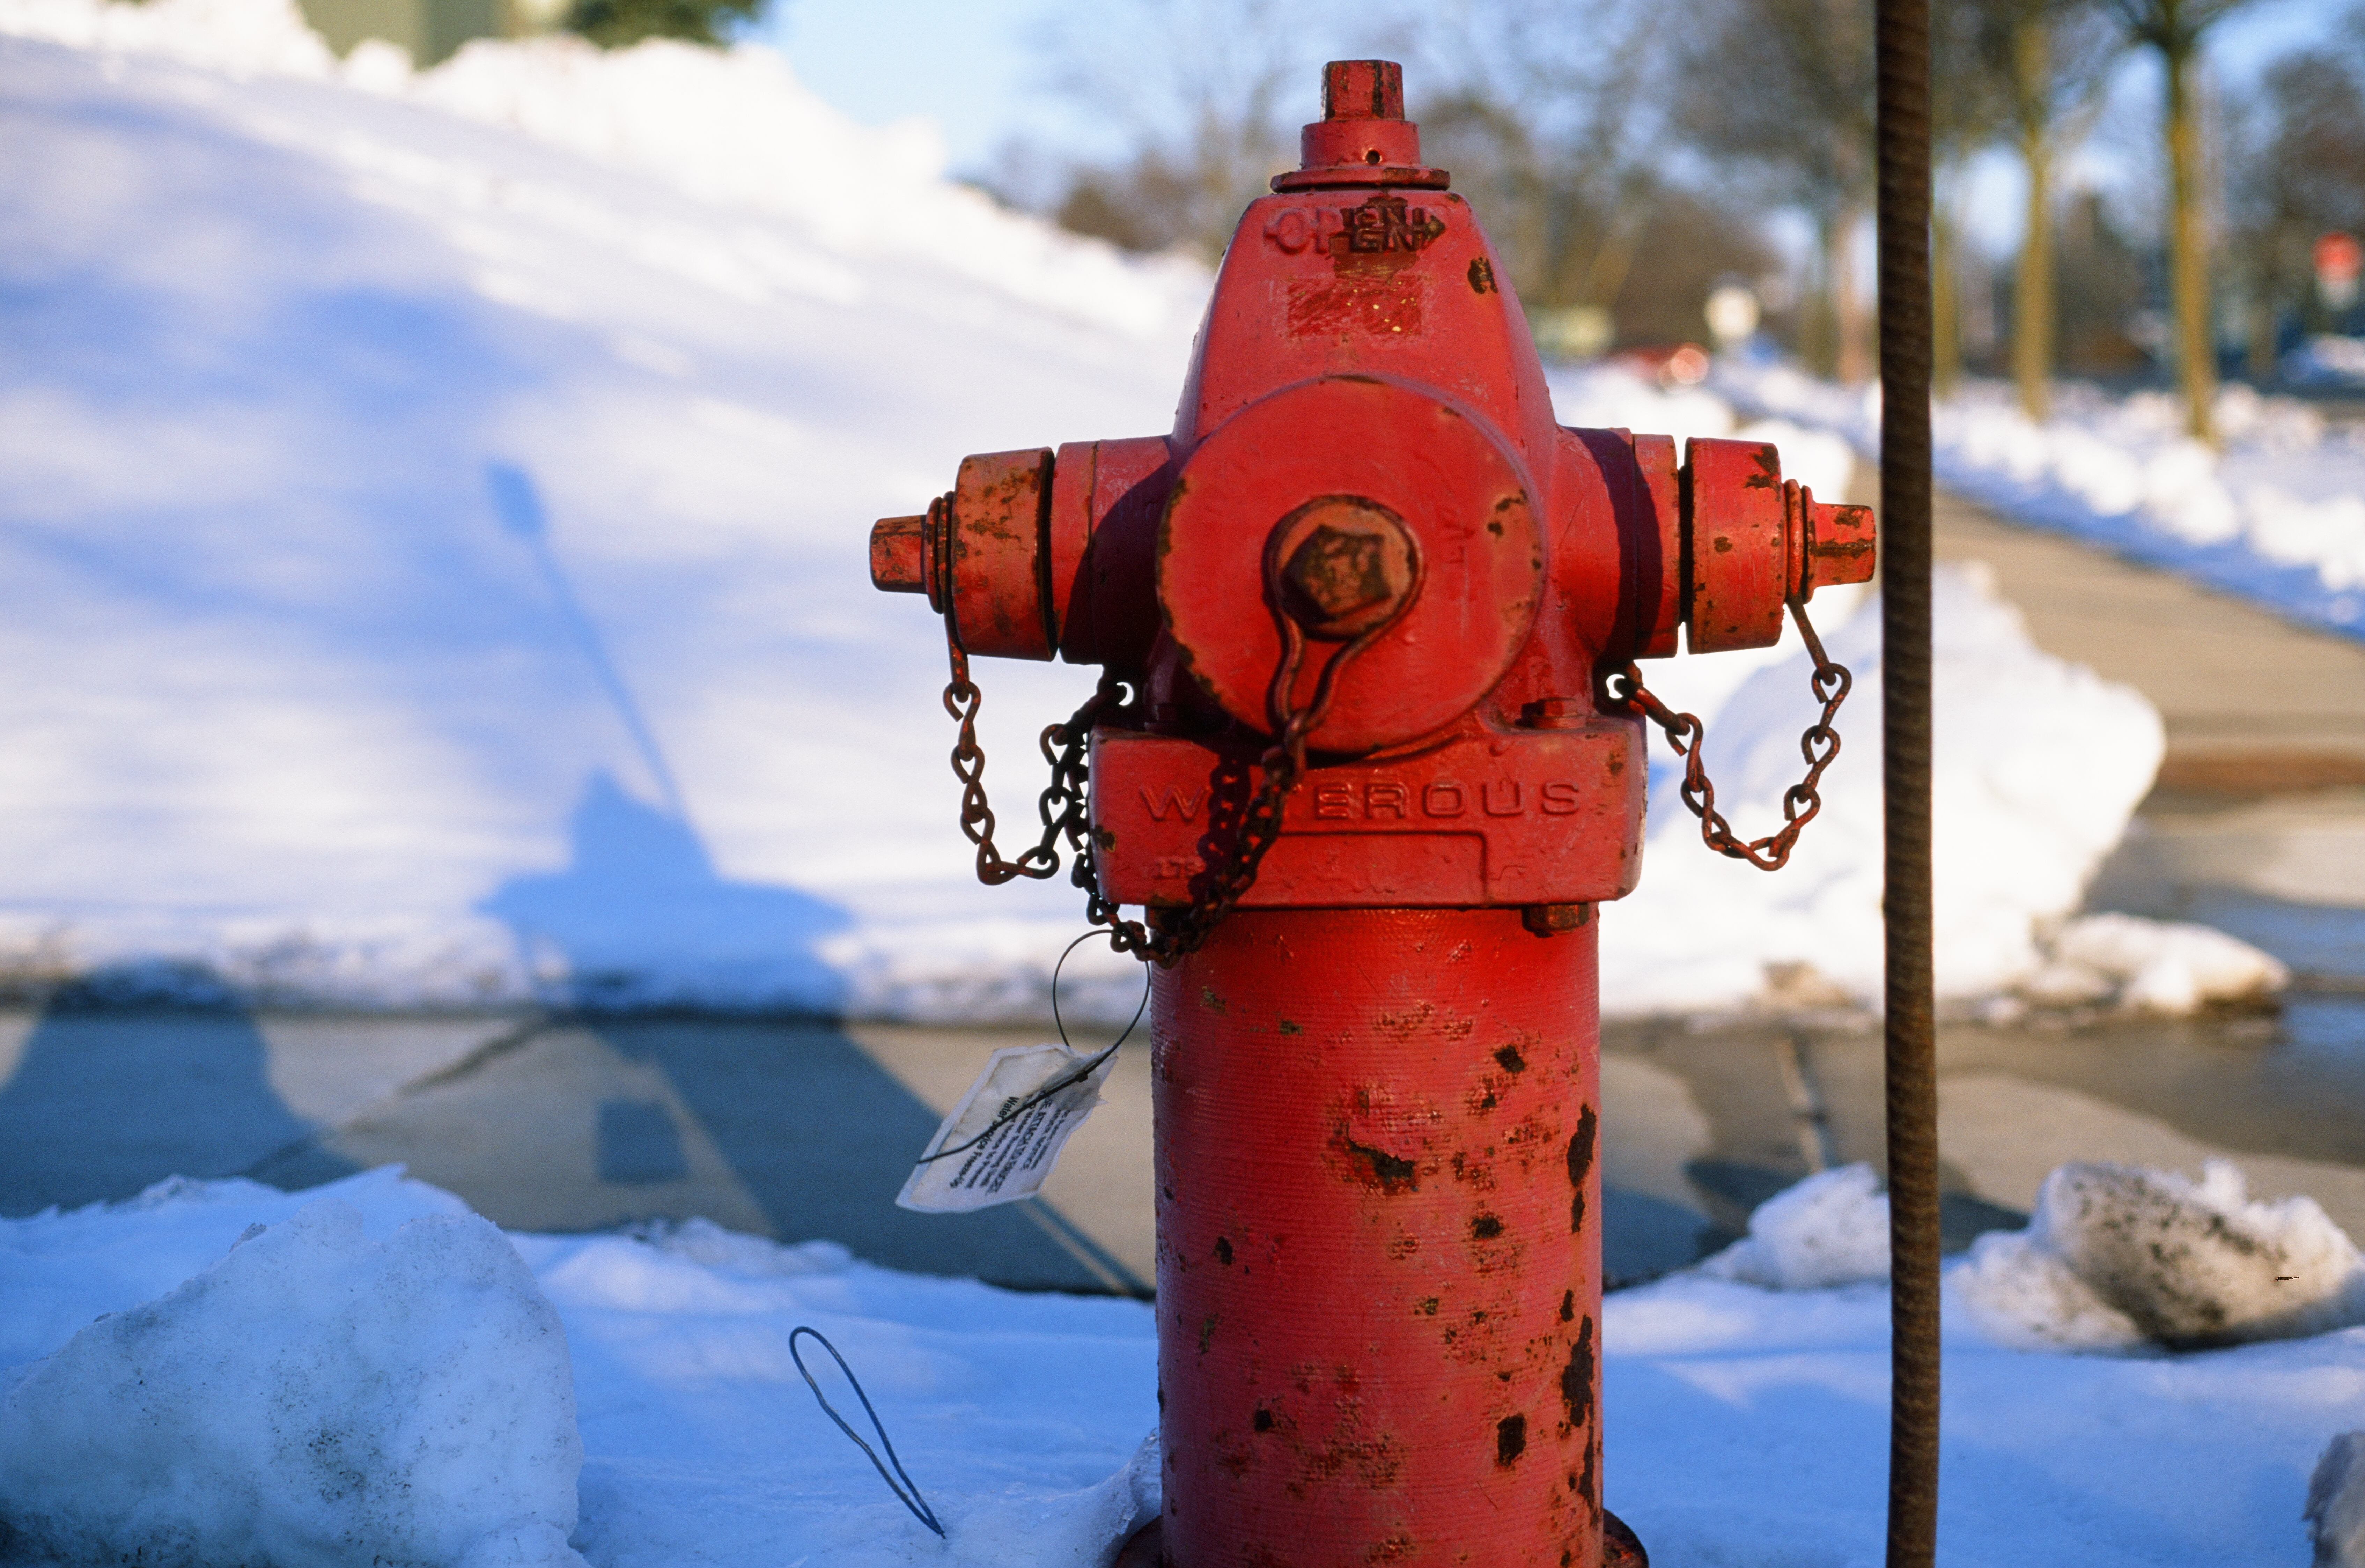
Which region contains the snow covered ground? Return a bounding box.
[0,0,2282,1019]
[8,1164,2365,1568]
[1720,360,2365,646]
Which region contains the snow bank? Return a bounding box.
[1699,1163,1891,1289]
[1604,559,2166,1012]
[1723,360,2365,643]
[2311,1431,2365,1568]
[0,33,2270,1019]
[1546,366,2293,1015]
[1693,1155,2365,1358]
[0,0,334,75]
[0,1171,1163,1568]
[10,1167,2365,1566]
[0,0,1203,341]
[2026,911,2292,1013]
[1957,1160,2365,1353]
[0,1197,584,1568]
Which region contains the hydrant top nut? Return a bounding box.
[1274,498,1417,640]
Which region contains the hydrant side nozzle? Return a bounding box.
[1804,495,1878,594]
[868,514,927,595]
[1679,436,1788,654]
[1679,439,1883,652]
[947,448,1057,661]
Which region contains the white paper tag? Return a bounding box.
[894,1043,1117,1213]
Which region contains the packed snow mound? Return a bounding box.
[1724,360,2365,642]
[7,1167,2365,1566]
[1,1170,1167,1568]
[1698,1163,1890,1290]
[2025,912,2290,1013]
[0,0,1203,340]
[2310,1431,2365,1568]
[1956,1160,2365,1353]
[1598,559,2164,1013]
[0,0,334,75]
[0,1199,585,1568]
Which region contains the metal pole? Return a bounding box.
[1876,0,1938,1564]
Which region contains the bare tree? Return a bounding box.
[1931,0,2012,396]
[2107,0,2261,443]
[1406,0,1662,314]
[1955,0,2122,417]
[1674,0,1878,382]
[1023,0,1317,261]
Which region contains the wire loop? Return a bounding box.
[788,1326,945,1539]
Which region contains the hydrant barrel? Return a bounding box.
[1155,909,1603,1567]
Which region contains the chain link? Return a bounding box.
[943,563,1846,946]
[935,545,1382,964]
[1603,598,1852,872]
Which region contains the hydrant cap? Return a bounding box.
[1159,375,1541,755]
[1274,60,1446,193]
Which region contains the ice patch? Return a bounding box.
[1956,1160,2365,1353]
[0,1199,584,1568]
[1698,1163,1891,1290]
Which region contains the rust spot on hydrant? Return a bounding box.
[1566,1106,1597,1233]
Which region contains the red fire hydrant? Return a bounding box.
[869,60,1873,1568]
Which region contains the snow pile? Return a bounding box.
[0,0,334,76]
[1722,360,2365,641]
[1699,1162,1890,1289]
[1957,1160,2365,1353]
[2025,912,2292,1013]
[2310,1431,2365,1568]
[1554,364,2290,1016]
[0,1196,584,1568]
[0,0,1203,341]
[1601,559,2168,1012]
[406,39,1203,339]
[0,1171,1163,1568]
[0,36,2271,1019]
[10,1167,2365,1565]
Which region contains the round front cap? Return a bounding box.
[1159,375,1543,754]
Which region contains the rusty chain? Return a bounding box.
[1603,598,1852,872]
[936,540,1382,964]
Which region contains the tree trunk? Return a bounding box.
[1805,212,1839,378]
[1835,204,1871,384]
[2248,277,2279,383]
[2012,19,2054,423]
[2164,41,2216,444]
[1933,198,1960,398]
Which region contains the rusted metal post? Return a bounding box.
[869,58,1881,1568]
[1877,0,1940,1563]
